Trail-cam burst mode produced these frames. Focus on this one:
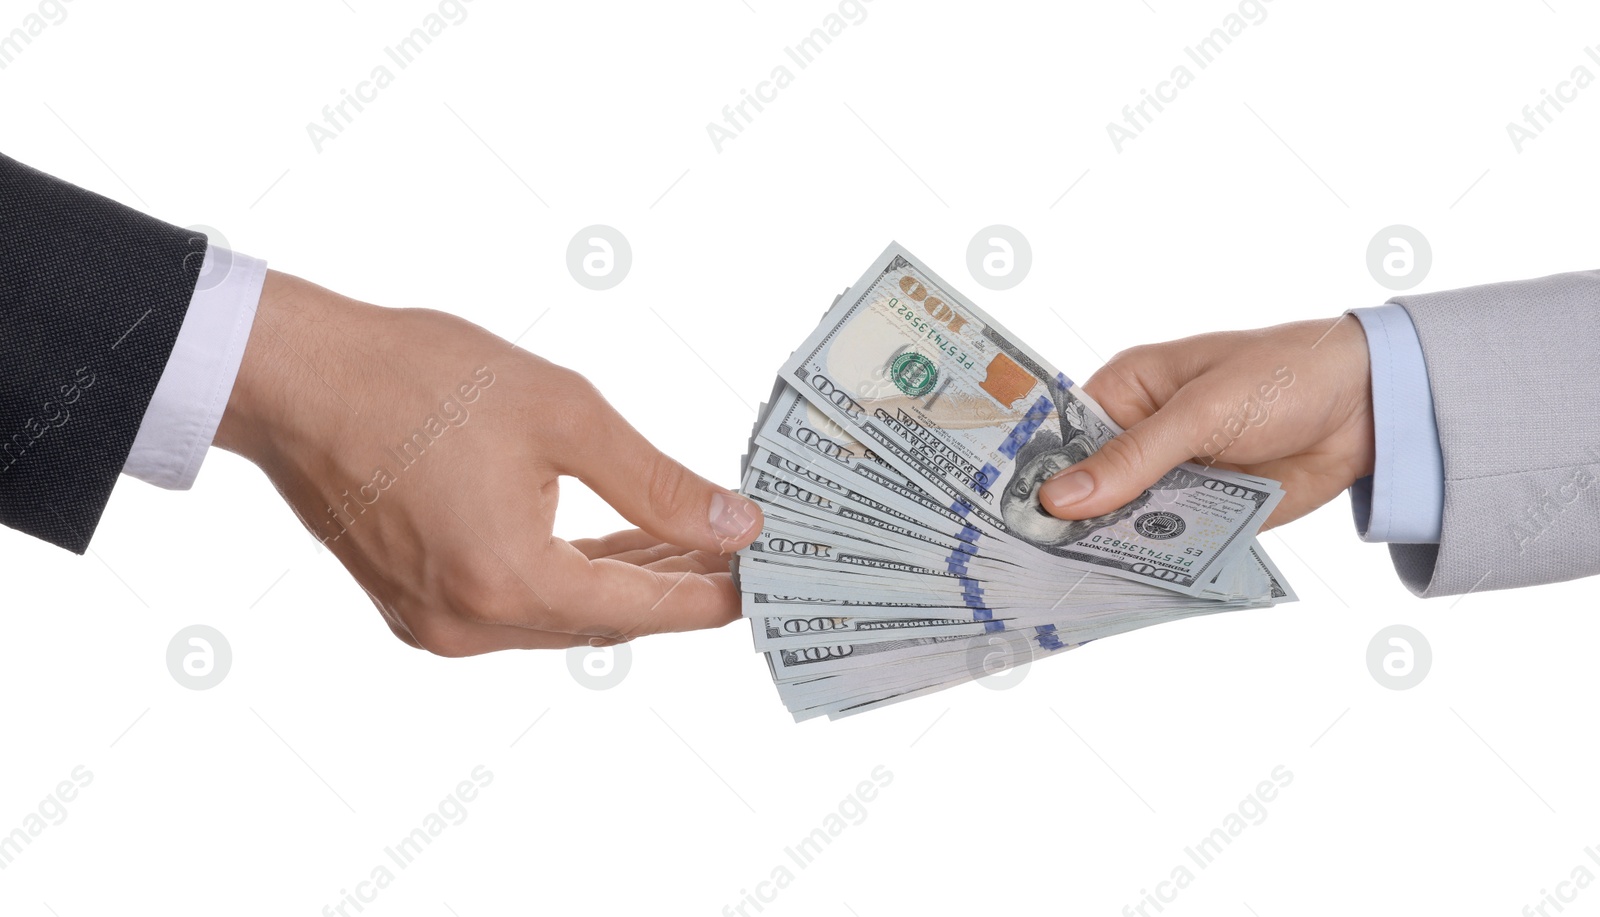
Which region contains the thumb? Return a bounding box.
[1039,406,1203,521]
[564,404,764,555]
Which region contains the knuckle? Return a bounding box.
[556,367,602,406]
[1095,431,1149,481]
[539,368,603,440]
[1086,351,1157,418]
[534,601,586,635]
[644,457,692,520]
[540,403,580,443]
[383,621,422,650]
[409,617,475,658]
[1105,344,1153,373]
[539,361,592,394]
[451,564,538,628]
[364,590,424,650]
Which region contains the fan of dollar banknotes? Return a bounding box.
[734,243,1296,721]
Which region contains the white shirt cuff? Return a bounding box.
[1347,303,1444,544]
[123,244,266,489]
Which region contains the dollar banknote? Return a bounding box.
[779,244,1282,595]
[735,244,1295,720]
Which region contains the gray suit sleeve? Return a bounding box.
[1387,271,1600,597]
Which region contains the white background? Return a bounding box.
[3,1,1598,915]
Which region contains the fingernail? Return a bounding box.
[709,491,761,548]
[1040,470,1094,512]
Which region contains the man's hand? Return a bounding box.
[214,271,763,656]
[1040,316,1375,530]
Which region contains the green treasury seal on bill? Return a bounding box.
[889,351,938,396]
[777,242,1284,596]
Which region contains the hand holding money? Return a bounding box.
[734,244,1298,720]
[1042,317,1374,529]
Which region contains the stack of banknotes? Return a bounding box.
[735,243,1295,721]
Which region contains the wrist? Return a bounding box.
[1334,312,1377,476]
[213,270,356,470]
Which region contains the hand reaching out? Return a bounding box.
[213,271,763,656]
[1041,316,1375,530]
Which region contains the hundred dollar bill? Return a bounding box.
[778,242,1282,597]
[750,614,997,651]
[784,634,1088,722]
[753,383,990,545]
[741,459,1001,567]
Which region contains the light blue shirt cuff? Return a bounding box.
[1347,304,1443,544]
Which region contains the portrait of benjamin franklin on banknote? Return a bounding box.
[998,395,1208,549]
[999,425,1151,546]
[992,384,1196,544]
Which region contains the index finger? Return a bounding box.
[1083,338,1215,429]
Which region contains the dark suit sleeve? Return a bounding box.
[0,152,205,553]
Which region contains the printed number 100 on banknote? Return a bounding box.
[777,243,1283,596]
